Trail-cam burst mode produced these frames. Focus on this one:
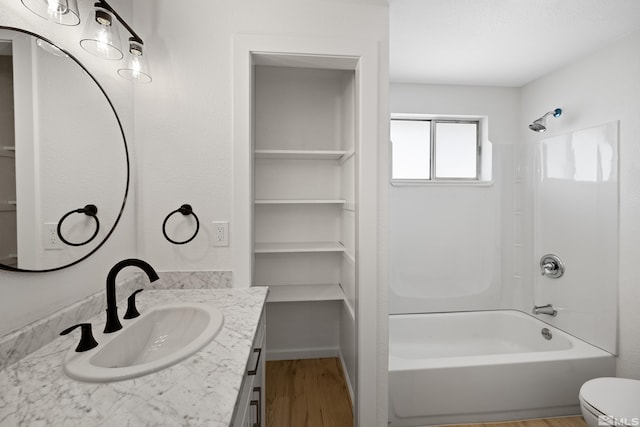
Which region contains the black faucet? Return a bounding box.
[104,258,159,333]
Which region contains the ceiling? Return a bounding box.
[390,0,640,87]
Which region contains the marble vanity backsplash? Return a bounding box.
[0,271,232,371]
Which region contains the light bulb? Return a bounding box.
[79,6,123,60]
[21,0,80,25]
[118,40,152,83]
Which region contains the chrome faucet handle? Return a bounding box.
[539,254,565,278]
[541,262,556,275]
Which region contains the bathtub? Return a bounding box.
[388,310,615,426]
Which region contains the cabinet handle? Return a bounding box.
[247,348,261,376]
[251,386,261,427]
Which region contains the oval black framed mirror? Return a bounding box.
[0,26,129,272]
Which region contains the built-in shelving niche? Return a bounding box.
[252,56,356,372]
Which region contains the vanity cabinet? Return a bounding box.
[233,310,266,427]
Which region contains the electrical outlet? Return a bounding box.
[44,223,64,250]
[212,221,229,247]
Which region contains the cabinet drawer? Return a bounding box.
[232,310,266,427]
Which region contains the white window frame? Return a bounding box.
[390,114,491,185]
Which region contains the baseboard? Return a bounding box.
[266,346,339,361]
[338,349,355,412]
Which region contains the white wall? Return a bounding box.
[0,0,137,337]
[134,0,386,271]
[389,84,520,313]
[521,30,640,378]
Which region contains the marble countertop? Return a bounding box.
[0,287,268,426]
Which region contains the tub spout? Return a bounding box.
[532,304,557,317]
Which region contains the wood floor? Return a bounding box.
[265,358,353,427]
[265,358,586,427]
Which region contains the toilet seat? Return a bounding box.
[579,377,640,426]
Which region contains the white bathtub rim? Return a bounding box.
[389,308,608,349]
[389,309,614,371]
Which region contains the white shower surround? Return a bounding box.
[389,84,520,316]
[520,30,640,378]
[532,121,618,354]
[389,91,620,355]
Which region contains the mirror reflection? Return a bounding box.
[0,28,128,272]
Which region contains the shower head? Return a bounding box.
[529,118,547,132]
[529,108,562,132]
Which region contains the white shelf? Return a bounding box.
[2,146,15,152]
[254,241,345,254]
[265,283,345,303]
[255,199,346,205]
[255,149,350,160]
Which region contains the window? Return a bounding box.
[391,118,480,181]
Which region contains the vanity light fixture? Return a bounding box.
[22,0,152,82]
[80,0,152,82]
[21,0,80,26]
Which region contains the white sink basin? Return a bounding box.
[63,302,224,382]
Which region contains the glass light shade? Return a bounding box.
[21,0,80,26]
[79,6,123,60]
[118,41,152,83]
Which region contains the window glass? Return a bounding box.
[434,122,478,179]
[390,120,431,180]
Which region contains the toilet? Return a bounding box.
[579,377,640,427]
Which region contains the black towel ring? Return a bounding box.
[57,204,100,247]
[162,204,200,245]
